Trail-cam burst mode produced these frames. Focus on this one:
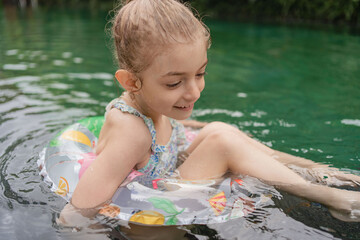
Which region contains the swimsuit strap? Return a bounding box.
[106,98,166,153]
[169,118,182,130]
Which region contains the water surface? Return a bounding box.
[0,6,359,240]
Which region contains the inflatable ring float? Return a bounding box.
[38,116,279,225]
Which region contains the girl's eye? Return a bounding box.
[196,72,207,78]
[166,81,181,88]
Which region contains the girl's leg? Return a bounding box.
[178,123,360,221]
[186,122,274,156]
[187,122,360,186]
[273,151,360,186]
[179,127,307,184]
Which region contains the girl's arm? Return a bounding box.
[59,109,152,225]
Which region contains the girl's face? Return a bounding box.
[135,38,208,120]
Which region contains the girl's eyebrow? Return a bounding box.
[162,59,208,77]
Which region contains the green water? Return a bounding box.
[204,22,360,171]
[0,6,359,240]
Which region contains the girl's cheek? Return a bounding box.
[199,79,205,92]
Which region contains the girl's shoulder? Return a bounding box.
[106,108,151,142]
[97,108,152,155]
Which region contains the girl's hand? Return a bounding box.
[57,203,98,228]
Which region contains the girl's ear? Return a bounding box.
[115,70,141,92]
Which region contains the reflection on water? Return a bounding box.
[1,5,360,240]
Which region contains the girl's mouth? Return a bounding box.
[174,104,194,111]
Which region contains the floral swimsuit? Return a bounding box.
[105,98,188,185]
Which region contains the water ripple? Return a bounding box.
[341,119,360,127]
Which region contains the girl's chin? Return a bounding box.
[168,109,193,120]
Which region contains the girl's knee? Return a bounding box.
[203,130,247,153]
[204,121,236,132]
[202,122,248,140]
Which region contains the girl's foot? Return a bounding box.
[328,190,360,222]
[278,182,360,222]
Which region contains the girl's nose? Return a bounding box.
[184,80,201,101]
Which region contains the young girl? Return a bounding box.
[66,0,360,223]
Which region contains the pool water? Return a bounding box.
[0,6,359,240]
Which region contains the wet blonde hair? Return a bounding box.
[112,0,211,76]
